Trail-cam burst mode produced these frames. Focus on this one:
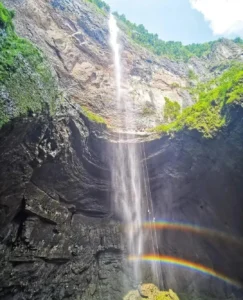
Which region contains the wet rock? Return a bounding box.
[0,1,243,299]
[0,103,243,299]
[0,102,132,300]
[144,106,243,298]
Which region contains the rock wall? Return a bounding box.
[3,0,243,130]
[1,102,243,299]
[0,102,134,300]
[144,105,243,298]
[0,1,243,299]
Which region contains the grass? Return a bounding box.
[81,106,107,124]
[0,2,58,128]
[151,65,243,138]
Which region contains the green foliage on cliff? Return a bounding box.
[152,65,243,138]
[141,104,155,116]
[0,2,58,128]
[113,12,220,61]
[0,2,14,33]
[79,0,243,61]
[234,37,243,46]
[81,106,107,124]
[86,0,110,12]
[164,97,181,122]
[188,69,198,81]
[113,12,243,62]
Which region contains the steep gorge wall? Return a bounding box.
[0,1,243,299]
[145,105,243,297]
[3,0,243,130]
[0,102,134,300]
[1,102,243,299]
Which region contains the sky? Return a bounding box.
[105,0,243,45]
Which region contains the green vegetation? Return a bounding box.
[112,11,243,61]
[86,0,110,12]
[81,106,107,124]
[233,37,243,46]
[113,12,221,61]
[52,0,110,13]
[141,105,155,116]
[152,65,243,138]
[164,97,180,122]
[53,0,243,61]
[188,69,198,81]
[0,2,58,128]
[170,82,181,89]
[0,2,14,33]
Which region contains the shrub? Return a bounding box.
[171,82,181,89]
[0,2,15,34]
[164,97,181,122]
[188,69,198,80]
[141,106,155,116]
[151,65,243,138]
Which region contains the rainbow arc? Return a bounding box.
[142,221,243,245]
[129,255,242,288]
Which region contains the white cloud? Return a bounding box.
[190,0,243,36]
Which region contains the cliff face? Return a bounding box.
[145,105,243,297]
[3,0,243,130]
[1,101,243,300]
[0,102,134,300]
[1,1,243,300]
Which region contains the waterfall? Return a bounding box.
[109,14,160,287]
[109,13,143,283]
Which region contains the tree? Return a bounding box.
[164,97,180,122]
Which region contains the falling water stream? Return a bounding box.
[109,14,160,287]
[109,13,143,283]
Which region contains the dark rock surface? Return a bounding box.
[1,102,243,299]
[0,102,134,300]
[0,1,243,299]
[144,105,243,298]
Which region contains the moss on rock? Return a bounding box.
[81,106,107,124]
[0,2,58,128]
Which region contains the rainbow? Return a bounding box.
[142,221,243,245]
[129,255,242,288]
